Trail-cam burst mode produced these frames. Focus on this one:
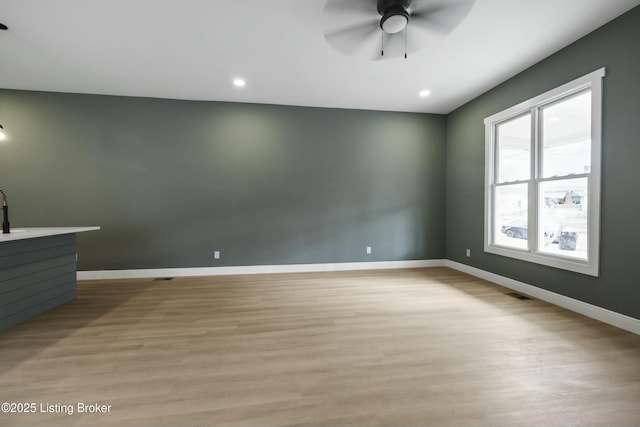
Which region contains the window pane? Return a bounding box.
[494,183,528,250]
[497,114,531,183]
[538,178,588,260]
[541,91,591,178]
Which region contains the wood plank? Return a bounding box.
[0,243,76,269]
[0,234,75,258]
[0,289,76,331]
[0,259,76,292]
[0,235,78,332]
[0,267,639,426]
[0,272,76,319]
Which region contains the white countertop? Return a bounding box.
[0,227,100,243]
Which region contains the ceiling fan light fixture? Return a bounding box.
[380,5,409,34]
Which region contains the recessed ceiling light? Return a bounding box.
[233,78,246,88]
[419,90,431,98]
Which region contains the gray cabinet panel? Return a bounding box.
[0,235,79,331]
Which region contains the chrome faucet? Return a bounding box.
[1,188,9,234]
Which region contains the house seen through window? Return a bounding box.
[484,69,604,276]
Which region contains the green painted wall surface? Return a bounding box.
[0,92,446,270]
[446,7,640,318]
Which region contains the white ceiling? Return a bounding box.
[1,0,638,114]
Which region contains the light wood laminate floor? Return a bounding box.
[1,267,639,426]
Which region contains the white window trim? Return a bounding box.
[484,68,605,276]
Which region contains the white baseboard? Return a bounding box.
[445,260,640,335]
[77,258,639,335]
[77,259,446,281]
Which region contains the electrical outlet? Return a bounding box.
[213,250,220,260]
[366,246,372,254]
[466,249,471,257]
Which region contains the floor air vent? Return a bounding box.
[505,292,531,300]
[153,277,174,281]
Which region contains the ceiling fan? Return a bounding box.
[323,0,475,60]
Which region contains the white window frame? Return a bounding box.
[484,68,605,276]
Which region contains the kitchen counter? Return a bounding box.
[0,226,99,331]
[0,226,100,243]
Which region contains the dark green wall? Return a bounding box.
[446,6,640,318]
[0,92,446,270]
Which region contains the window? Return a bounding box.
[484,68,604,276]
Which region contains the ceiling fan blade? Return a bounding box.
[405,25,435,55]
[324,20,380,56]
[409,0,475,35]
[324,0,379,17]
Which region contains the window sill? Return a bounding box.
[484,244,598,276]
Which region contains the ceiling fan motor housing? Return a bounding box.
[377,0,411,34]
